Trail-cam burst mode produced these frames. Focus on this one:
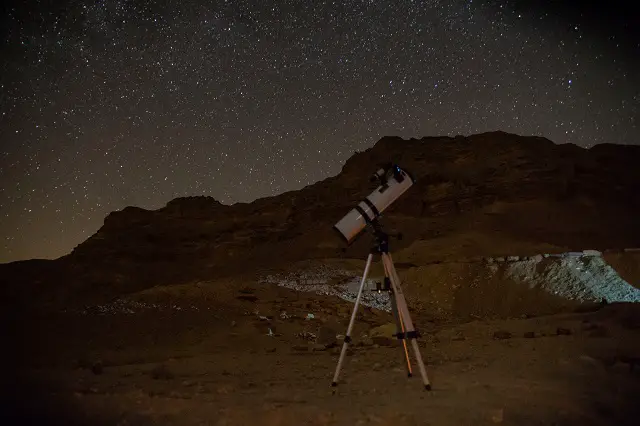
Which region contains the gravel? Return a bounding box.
[260,264,392,311]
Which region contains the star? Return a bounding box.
[0,0,637,262]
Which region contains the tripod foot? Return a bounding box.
[425,384,432,391]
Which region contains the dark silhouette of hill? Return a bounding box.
[2,131,640,310]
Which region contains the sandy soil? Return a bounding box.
[7,278,640,426]
[603,251,640,288]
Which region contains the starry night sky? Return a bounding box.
[1,0,638,263]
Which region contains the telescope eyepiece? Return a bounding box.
[370,167,387,184]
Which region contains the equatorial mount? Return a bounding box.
[365,218,402,256]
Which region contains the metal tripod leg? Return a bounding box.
[382,259,413,377]
[381,253,432,390]
[331,253,374,387]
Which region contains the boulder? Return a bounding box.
[358,336,374,346]
[493,330,512,340]
[316,325,338,348]
[371,336,394,346]
[369,323,397,339]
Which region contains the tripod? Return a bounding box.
[331,221,432,390]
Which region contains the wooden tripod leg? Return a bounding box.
[381,253,432,390]
[382,259,413,377]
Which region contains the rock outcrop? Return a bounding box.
[3,131,640,309]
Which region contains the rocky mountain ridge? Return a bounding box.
[3,131,640,309]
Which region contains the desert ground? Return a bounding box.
[7,256,640,426]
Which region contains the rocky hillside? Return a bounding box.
[3,131,640,309]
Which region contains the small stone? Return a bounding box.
[523,332,535,338]
[588,327,610,338]
[216,385,231,394]
[490,408,504,423]
[358,337,374,346]
[237,295,258,302]
[556,327,572,336]
[296,331,316,340]
[579,355,599,366]
[91,361,103,375]
[493,331,512,340]
[367,414,384,423]
[371,336,394,346]
[316,325,338,348]
[451,333,466,341]
[292,345,310,352]
[75,356,91,370]
[150,364,174,380]
[369,323,397,339]
[618,356,640,372]
[338,305,351,315]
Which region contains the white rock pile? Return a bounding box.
[260,264,393,311]
[265,249,640,309]
[502,253,640,303]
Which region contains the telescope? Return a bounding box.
[330,162,432,391]
[333,163,415,244]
